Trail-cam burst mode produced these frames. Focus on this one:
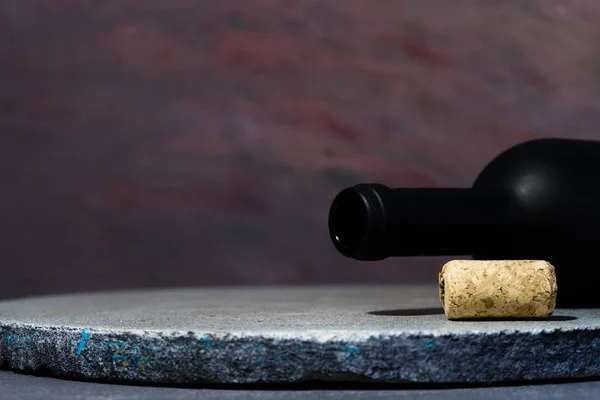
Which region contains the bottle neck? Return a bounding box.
[328,184,511,260]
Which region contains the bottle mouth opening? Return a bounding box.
[328,188,370,253]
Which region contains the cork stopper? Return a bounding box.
[439,260,557,320]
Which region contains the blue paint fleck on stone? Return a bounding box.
[340,345,360,353]
[76,330,90,356]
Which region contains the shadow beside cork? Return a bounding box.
[368,308,444,316]
[368,308,577,321]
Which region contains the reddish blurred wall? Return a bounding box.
[1,0,599,298]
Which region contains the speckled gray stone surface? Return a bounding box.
[0,285,598,385]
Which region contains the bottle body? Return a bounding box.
[328,139,600,307]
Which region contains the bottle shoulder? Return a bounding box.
[473,138,600,216]
[474,138,600,189]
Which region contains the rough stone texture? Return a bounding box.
[440,260,557,319]
[0,285,598,385]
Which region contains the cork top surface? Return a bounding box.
[0,285,593,339]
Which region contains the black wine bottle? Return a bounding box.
[328,138,600,307]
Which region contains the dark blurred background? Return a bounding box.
[1,0,599,299]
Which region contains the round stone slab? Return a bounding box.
[0,285,598,385]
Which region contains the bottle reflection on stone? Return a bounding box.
[328,138,600,307]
